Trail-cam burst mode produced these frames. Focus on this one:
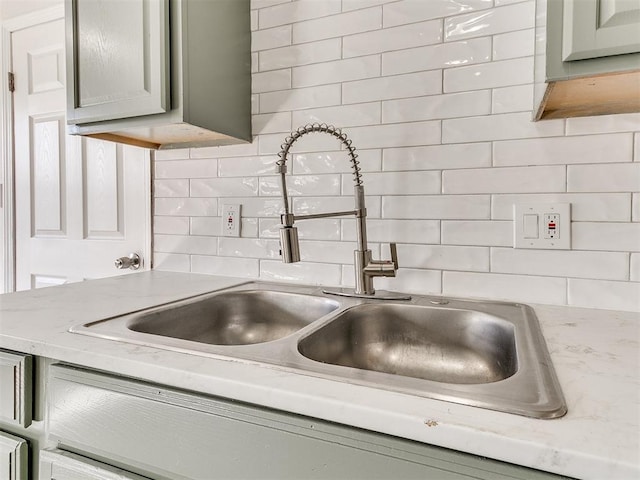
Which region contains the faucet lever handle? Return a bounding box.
[389,243,399,270]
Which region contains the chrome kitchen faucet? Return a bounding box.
[276,124,410,300]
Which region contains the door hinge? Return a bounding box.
[8,72,15,92]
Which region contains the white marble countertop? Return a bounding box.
[0,271,638,479]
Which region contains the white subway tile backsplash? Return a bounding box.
[154,198,218,217]
[260,218,341,241]
[443,166,565,194]
[491,85,534,114]
[383,195,491,219]
[343,20,442,58]
[154,216,189,235]
[154,148,189,161]
[154,179,189,197]
[252,112,292,135]
[260,174,341,196]
[252,69,291,93]
[398,244,490,271]
[153,0,639,312]
[342,0,389,12]
[383,143,492,171]
[155,159,217,179]
[260,260,342,285]
[443,271,567,305]
[491,247,629,281]
[260,84,341,113]
[444,57,533,93]
[252,0,291,11]
[259,0,341,29]
[344,171,440,195]
[292,55,381,88]
[382,37,491,75]
[343,219,440,244]
[298,240,357,264]
[218,156,276,177]
[218,237,280,259]
[292,7,381,44]
[251,25,291,52]
[494,134,633,166]
[343,71,441,104]
[568,279,640,312]
[293,149,382,174]
[153,253,190,273]
[295,196,382,218]
[374,268,442,295]
[565,113,640,135]
[383,0,492,28]
[631,254,640,281]
[445,2,534,41]
[442,112,564,143]
[442,220,513,246]
[155,234,217,255]
[192,255,260,278]
[191,177,259,198]
[568,163,640,193]
[493,28,535,60]
[190,217,221,237]
[191,141,259,159]
[383,90,491,123]
[292,103,381,128]
[491,193,632,222]
[572,223,640,252]
[259,39,341,71]
[348,121,441,149]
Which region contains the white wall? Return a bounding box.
[152,0,640,312]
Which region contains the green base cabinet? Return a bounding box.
[0,431,28,480]
[47,364,573,480]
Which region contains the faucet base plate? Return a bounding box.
[322,288,411,301]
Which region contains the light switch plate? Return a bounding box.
[513,203,571,249]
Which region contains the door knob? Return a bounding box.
[115,253,141,270]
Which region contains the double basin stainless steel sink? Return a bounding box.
[70,282,566,419]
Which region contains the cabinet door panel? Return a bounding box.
[0,431,28,480]
[0,351,32,427]
[562,0,640,61]
[39,449,150,480]
[66,0,169,125]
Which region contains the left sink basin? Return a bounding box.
[127,290,340,345]
[71,282,341,347]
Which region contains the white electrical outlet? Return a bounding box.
[513,203,570,249]
[222,204,241,237]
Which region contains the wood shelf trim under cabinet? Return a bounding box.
[536,69,640,120]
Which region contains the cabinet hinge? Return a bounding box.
[8,72,15,92]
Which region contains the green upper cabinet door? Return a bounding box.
[66,0,169,125]
[562,0,640,61]
[64,0,252,150]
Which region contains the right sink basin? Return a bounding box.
[298,303,518,385]
[296,297,567,419]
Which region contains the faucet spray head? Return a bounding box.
[279,225,300,263]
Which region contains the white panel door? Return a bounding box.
[12,18,151,291]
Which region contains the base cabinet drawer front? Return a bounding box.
[48,364,571,480]
[0,431,28,480]
[0,350,32,428]
[39,449,151,480]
